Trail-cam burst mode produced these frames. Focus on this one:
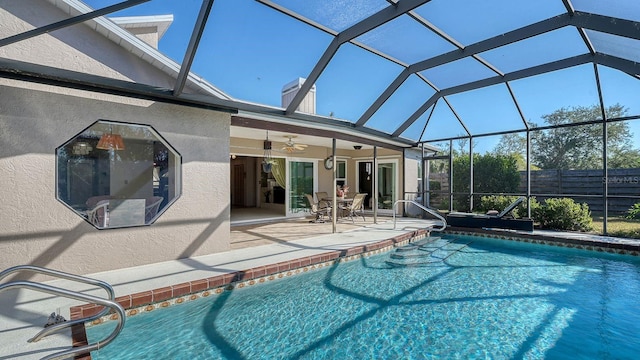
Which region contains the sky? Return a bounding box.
[82,0,640,154]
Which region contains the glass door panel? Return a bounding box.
[378,162,396,210]
[289,161,314,214]
[358,162,373,209]
[357,160,398,212]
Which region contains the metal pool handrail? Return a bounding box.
[0,281,125,360]
[0,265,124,360]
[393,200,447,232]
[0,265,116,342]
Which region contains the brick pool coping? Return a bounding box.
[68,227,640,358]
[447,227,640,255]
[68,229,429,358]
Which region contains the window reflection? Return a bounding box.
[56,120,181,229]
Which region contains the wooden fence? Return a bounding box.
[425,168,640,215]
[520,168,640,214]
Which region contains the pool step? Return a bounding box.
[391,237,447,257]
[395,236,441,252]
[386,238,471,267]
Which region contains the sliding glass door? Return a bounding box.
[357,159,398,213]
[378,162,396,210]
[288,160,316,216]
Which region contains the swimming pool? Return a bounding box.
[87,234,640,359]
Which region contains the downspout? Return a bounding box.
[469,137,474,212]
[402,148,406,218]
[527,130,531,218]
[332,138,337,233]
[422,144,427,211]
[449,139,454,212]
[373,146,378,224]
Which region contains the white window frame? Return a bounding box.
[285,157,318,217]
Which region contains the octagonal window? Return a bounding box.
[56,120,181,229]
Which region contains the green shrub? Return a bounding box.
[532,198,593,232]
[452,153,521,211]
[624,203,640,220]
[479,195,519,217]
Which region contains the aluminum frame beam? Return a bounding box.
[0,0,150,48]
[356,13,572,127]
[393,52,640,137]
[357,11,640,128]
[284,0,433,115]
[173,0,215,96]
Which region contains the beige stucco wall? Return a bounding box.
[0,80,231,276]
[0,1,187,92]
[0,0,232,277]
[405,158,420,197]
[127,27,160,49]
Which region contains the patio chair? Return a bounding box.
[315,191,330,210]
[339,193,366,222]
[145,196,164,223]
[86,200,109,228]
[305,194,330,223]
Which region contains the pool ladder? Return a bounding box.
[0,265,125,360]
[392,200,447,232]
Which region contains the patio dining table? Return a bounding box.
[322,197,355,219]
[321,197,354,205]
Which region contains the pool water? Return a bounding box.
[88,235,640,359]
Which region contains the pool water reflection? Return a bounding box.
[88,234,640,359]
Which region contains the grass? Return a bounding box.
[591,216,640,239]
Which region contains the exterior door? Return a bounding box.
[232,163,245,207]
[377,162,397,211]
[358,162,373,209]
[357,160,398,213]
[287,160,316,216]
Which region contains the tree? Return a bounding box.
[609,148,640,168]
[452,153,520,211]
[452,137,474,156]
[492,133,532,171]
[493,133,526,158]
[493,104,640,170]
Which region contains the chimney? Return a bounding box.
[281,78,316,114]
[110,15,174,49]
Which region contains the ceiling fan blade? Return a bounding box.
[279,136,307,153]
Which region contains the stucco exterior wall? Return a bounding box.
[0,80,231,276]
[0,1,184,92]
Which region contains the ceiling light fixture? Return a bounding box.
[96,126,125,151]
[262,131,273,173]
[72,141,93,155]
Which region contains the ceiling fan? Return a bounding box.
[281,135,308,153]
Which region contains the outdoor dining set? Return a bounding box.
[304,190,367,223]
